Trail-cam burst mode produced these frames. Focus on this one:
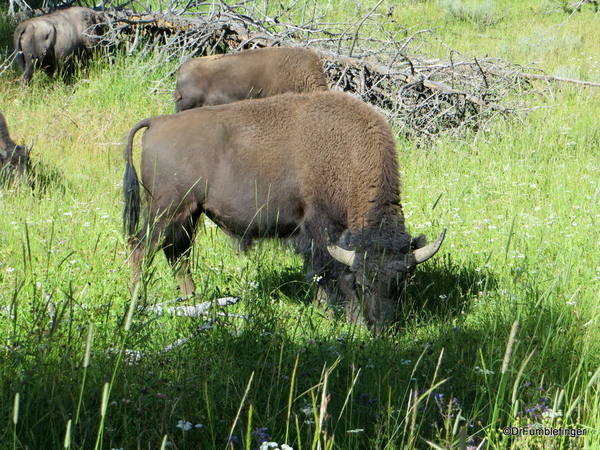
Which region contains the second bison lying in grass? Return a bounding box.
[173,47,329,111]
[123,91,444,331]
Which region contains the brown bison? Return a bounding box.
[13,7,104,83]
[0,111,29,181]
[174,46,329,112]
[123,91,444,330]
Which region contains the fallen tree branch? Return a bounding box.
[515,71,600,87]
[148,296,241,318]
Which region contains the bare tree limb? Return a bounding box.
[515,72,600,87]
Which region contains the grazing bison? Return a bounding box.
[13,7,104,83]
[0,112,29,181]
[123,91,444,329]
[173,46,329,112]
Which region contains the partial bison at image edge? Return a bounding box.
[123,91,445,331]
[0,111,29,182]
[13,6,105,84]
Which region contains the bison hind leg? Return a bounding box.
[162,207,202,296]
[128,230,150,299]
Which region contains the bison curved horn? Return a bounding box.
[327,244,356,267]
[413,228,446,264]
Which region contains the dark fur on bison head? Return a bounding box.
[0,112,29,182]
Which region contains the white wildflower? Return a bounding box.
[542,409,563,419]
[260,442,280,450]
[300,405,313,416]
[176,420,193,431]
[473,366,494,375]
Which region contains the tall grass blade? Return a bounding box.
[75,322,94,425]
[285,354,300,444]
[226,371,255,449]
[94,382,110,450]
[64,419,72,450]
[12,392,19,425]
[502,320,519,374]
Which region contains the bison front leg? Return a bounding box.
[127,215,170,298]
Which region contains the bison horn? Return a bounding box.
[413,228,446,264]
[327,244,356,267]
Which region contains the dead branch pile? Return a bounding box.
[96,0,528,138]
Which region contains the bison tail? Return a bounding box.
[122,119,150,237]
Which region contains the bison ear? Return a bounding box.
[413,228,446,264]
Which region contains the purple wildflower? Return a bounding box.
[252,427,272,446]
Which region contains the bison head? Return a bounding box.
[0,142,30,182]
[0,113,30,183]
[327,227,445,331]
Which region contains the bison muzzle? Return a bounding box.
[123,91,444,330]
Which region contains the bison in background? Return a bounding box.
[0,111,30,182]
[13,6,105,84]
[123,91,444,331]
[173,46,329,112]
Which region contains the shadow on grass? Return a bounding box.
[241,247,496,332]
[398,251,498,326]
[1,261,591,450]
[27,159,68,194]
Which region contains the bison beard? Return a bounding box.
[123,91,444,330]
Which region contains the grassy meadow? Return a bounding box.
[1,0,600,449]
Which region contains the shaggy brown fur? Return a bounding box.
[173,47,328,112]
[13,7,104,83]
[0,111,29,181]
[123,91,443,329]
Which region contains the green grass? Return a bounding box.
[2,0,600,449]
